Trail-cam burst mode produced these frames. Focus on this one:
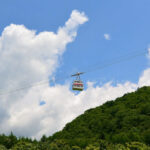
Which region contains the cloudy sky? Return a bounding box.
[0,0,150,139]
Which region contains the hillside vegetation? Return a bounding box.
[0,86,150,149]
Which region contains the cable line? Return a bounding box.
[0,48,148,96]
[83,48,147,74]
[0,75,70,96]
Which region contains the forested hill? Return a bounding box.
[48,86,150,148]
[0,86,150,149]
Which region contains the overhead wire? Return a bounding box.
[0,48,148,96]
[0,75,70,96]
[82,48,147,74]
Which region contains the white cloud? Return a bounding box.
[147,47,150,59]
[138,48,150,87]
[104,33,110,40]
[0,9,150,140]
[1,81,137,139]
[0,10,88,138]
[138,68,150,87]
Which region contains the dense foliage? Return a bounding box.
[0,86,150,149]
[49,86,150,148]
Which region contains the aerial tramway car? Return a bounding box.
[71,72,84,91]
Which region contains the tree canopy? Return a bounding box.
[0,86,150,149]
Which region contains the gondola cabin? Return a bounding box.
[72,80,84,91]
[71,72,84,91]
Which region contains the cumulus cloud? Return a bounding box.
[0,10,88,138]
[2,81,137,139]
[147,47,150,60]
[104,33,110,40]
[138,48,150,87]
[0,9,150,140]
[138,68,150,87]
[0,10,88,91]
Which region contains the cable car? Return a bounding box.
[71,72,84,91]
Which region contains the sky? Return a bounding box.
[0,0,150,139]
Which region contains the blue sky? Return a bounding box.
[1,0,150,87]
[1,0,150,138]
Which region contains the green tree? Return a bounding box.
[126,142,150,150]
[0,145,8,150]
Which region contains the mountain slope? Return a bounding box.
[0,86,150,149]
[49,86,150,148]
